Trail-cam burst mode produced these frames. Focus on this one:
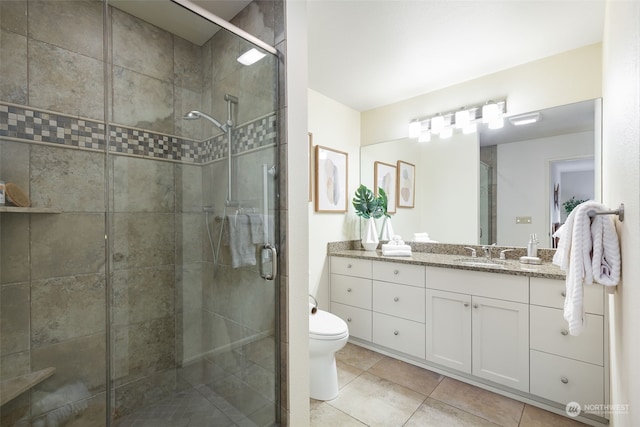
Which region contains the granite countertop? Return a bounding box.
[329,249,566,280]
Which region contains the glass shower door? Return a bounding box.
[106,2,279,426]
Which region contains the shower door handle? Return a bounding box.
[261,243,277,280]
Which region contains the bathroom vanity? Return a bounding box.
[329,249,608,425]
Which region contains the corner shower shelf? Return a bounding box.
[0,367,56,406]
[0,206,60,214]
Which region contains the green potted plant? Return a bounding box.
[352,185,390,250]
[563,196,587,215]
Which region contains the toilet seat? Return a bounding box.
[309,309,348,340]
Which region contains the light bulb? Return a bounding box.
[430,115,444,134]
[409,120,421,138]
[455,109,470,129]
[482,102,499,123]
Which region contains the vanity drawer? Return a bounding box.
[373,312,425,359]
[331,274,372,309]
[427,267,528,303]
[530,277,604,315]
[530,350,604,407]
[331,257,372,278]
[530,305,603,365]
[373,261,425,287]
[331,302,372,341]
[373,281,425,323]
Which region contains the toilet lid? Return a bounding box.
[309,309,348,338]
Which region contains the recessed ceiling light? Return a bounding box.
[508,112,541,126]
[237,48,266,66]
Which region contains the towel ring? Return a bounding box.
[587,203,624,222]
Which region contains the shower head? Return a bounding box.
[182,110,228,132]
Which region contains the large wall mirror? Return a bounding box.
[360,99,601,249]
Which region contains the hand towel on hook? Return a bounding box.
[552,201,620,336]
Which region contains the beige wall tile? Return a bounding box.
[111,315,176,387]
[28,40,104,120]
[111,265,175,326]
[112,156,175,213]
[28,0,103,60]
[31,273,106,348]
[111,213,175,270]
[112,66,173,133]
[31,145,105,212]
[31,213,106,280]
[0,283,30,356]
[111,8,173,82]
[0,30,28,104]
[1,214,29,284]
[0,0,27,35]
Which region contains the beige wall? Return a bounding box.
[603,1,640,425]
[361,43,602,146]
[308,89,361,309]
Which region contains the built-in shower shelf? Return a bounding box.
[0,206,60,214]
[0,367,56,406]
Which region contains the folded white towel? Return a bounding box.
[553,201,620,336]
[413,232,437,243]
[381,249,412,257]
[381,243,412,257]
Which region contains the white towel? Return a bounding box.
[381,244,412,257]
[553,201,620,335]
[413,232,438,243]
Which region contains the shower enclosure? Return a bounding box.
[0,1,281,426]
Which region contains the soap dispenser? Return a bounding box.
[527,233,538,258]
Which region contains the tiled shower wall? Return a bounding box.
[0,0,283,425]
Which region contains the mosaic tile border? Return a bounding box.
[0,103,277,164]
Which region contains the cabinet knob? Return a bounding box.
[393,269,399,275]
[473,304,479,309]
[393,330,399,336]
[347,264,352,268]
[393,297,399,302]
[347,288,352,292]
[561,377,569,384]
[561,291,566,297]
[561,329,569,336]
[464,303,470,307]
[347,317,352,322]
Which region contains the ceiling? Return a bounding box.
[307,0,605,113]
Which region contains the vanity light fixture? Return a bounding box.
[408,99,506,140]
[430,114,445,134]
[455,108,470,129]
[482,101,500,123]
[409,120,422,138]
[508,112,541,126]
[237,48,266,65]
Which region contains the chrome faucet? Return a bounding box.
[463,247,477,258]
[481,244,496,259]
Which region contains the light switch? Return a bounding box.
[516,216,532,224]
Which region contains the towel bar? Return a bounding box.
[588,203,624,222]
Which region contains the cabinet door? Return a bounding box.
[472,296,529,392]
[425,289,471,373]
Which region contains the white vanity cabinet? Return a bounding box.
[425,267,530,393]
[330,257,373,341]
[371,261,426,358]
[529,277,606,410]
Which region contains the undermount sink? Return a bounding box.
[452,258,506,269]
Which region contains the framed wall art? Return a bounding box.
[315,145,348,212]
[397,160,415,208]
[374,161,397,213]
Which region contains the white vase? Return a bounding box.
[379,217,395,241]
[362,217,379,251]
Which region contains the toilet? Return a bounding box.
[309,303,349,400]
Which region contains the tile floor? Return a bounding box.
[310,343,589,427]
